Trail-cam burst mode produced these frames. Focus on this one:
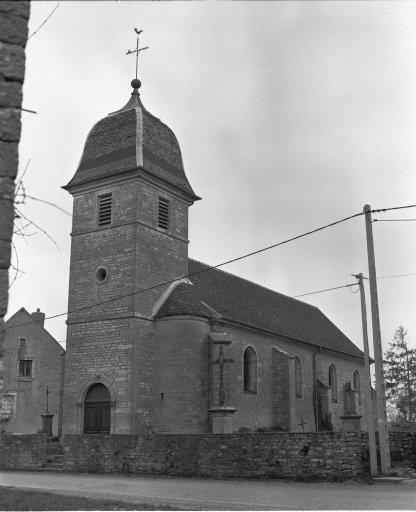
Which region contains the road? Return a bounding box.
[1,470,416,510]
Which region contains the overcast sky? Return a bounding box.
[11,1,416,354]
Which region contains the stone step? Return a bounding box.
[43,462,63,471]
[373,476,413,485]
[46,453,63,459]
[46,445,63,455]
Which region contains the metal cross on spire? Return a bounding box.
[126,28,149,80]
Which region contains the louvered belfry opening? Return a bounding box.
[158,197,170,230]
[98,193,112,226]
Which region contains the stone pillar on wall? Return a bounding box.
[272,346,296,431]
[58,353,66,438]
[208,332,236,434]
[0,1,30,394]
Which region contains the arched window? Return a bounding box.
[84,383,111,434]
[243,346,257,393]
[329,364,337,402]
[353,369,361,405]
[295,356,302,397]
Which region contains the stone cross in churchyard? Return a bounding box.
[211,345,234,407]
[126,28,149,80]
[299,419,308,432]
[41,385,54,437]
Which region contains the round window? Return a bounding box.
[95,267,107,283]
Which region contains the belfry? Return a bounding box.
[62,72,200,434]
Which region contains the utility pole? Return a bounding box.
[364,204,391,474]
[353,272,378,475]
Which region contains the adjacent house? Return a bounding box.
[1,308,65,436]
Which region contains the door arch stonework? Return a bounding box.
[84,383,111,434]
[76,375,116,434]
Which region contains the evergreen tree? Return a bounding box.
[384,326,416,421]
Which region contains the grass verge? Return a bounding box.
[0,486,178,511]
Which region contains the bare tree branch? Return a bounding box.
[9,242,21,289]
[15,207,60,250]
[14,159,31,192]
[25,194,72,217]
[28,2,60,41]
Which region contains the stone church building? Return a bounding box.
[62,78,368,435]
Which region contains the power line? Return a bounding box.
[8,203,416,330]
[294,283,357,298]
[374,219,416,222]
[368,272,416,280]
[295,272,416,299]
[372,204,416,213]
[8,209,366,329]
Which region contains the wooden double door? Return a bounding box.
[84,383,111,434]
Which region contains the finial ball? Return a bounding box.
[131,78,141,89]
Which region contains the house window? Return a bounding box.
[353,369,361,405]
[295,356,302,397]
[158,197,170,230]
[19,359,32,378]
[243,346,257,393]
[18,337,27,350]
[329,364,337,402]
[98,193,112,226]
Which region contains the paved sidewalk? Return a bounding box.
[1,470,416,510]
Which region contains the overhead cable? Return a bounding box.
[8,203,416,330]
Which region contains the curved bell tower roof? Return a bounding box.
[64,79,200,201]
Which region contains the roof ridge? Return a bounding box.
[6,307,66,353]
[187,258,318,311]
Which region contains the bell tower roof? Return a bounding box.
[64,80,200,201]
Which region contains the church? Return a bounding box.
[61,76,368,436]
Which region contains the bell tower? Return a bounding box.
[62,76,200,434]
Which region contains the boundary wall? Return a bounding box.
[1,432,415,479]
[0,433,47,469]
[64,432,368,480]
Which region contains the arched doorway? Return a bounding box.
[84,383,111,434]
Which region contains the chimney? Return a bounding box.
[31,308,45,327]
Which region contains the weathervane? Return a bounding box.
[126,28,149,81]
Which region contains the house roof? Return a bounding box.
[64,83,200,201]
[156,259,364,360]
[6,308,66,354]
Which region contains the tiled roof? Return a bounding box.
[156,259,364,360]
[64,90,199,200]
[6,308,66,354]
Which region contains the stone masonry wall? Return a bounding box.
[153,317,211,433]
[64,174,190,434]
[389,430,416,466]
[272,348,292,430]
[0,1,30,391]
[62,432,371,480]
[0,433,47,470]
[1,431,414,476]
[220,323,366,433]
